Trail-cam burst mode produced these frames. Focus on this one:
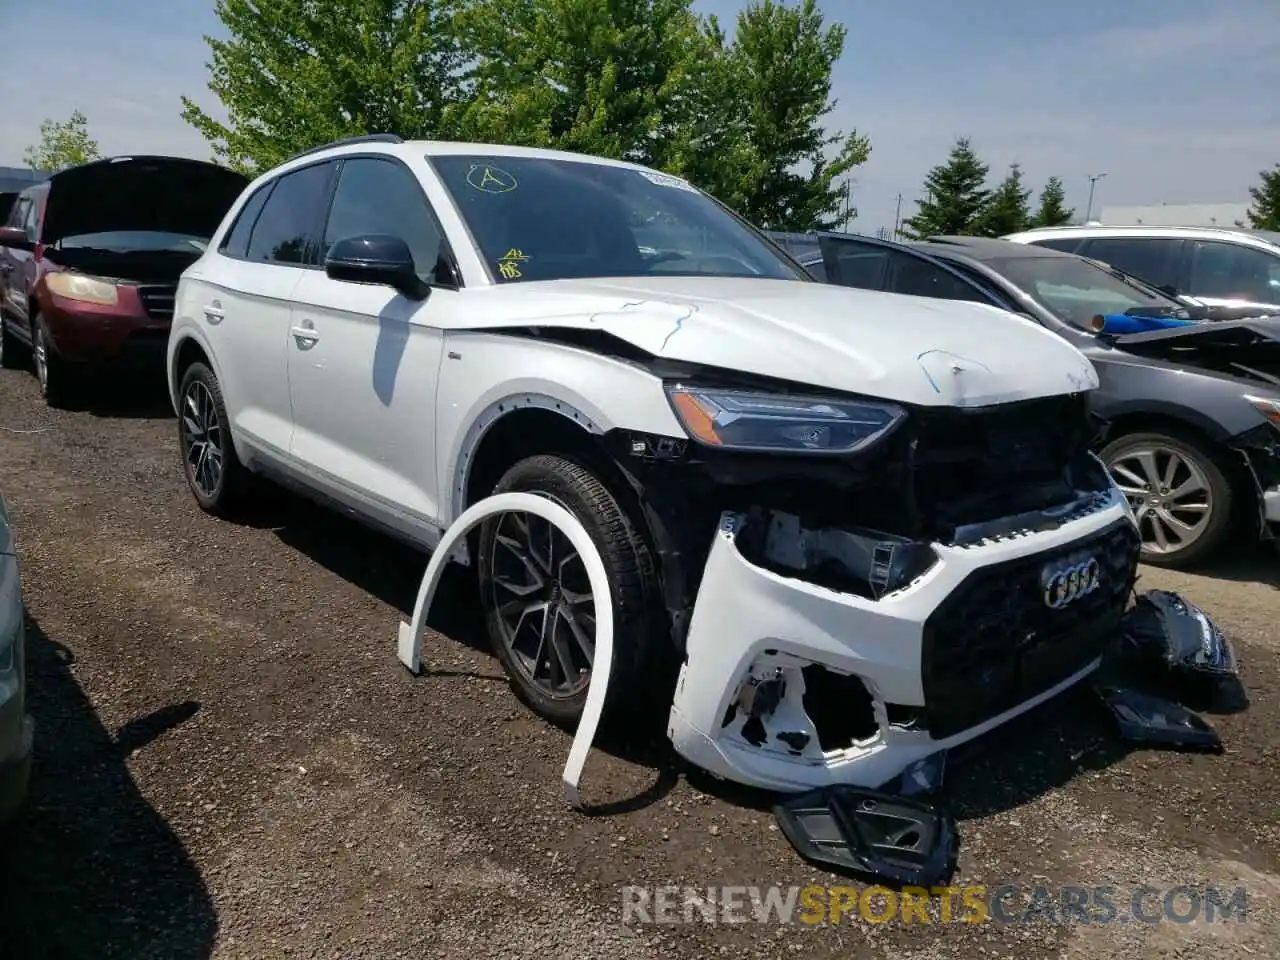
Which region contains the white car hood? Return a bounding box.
[459,276,1098,407]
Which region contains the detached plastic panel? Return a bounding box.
[1096,686,1223,752]
[774,787,958,886]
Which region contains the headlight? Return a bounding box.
[46,272,119,306]
[664,385,905,454]
[1245,394,1280,426]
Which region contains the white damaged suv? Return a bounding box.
[166,136,1141,792]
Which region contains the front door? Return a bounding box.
[286,155,454,542]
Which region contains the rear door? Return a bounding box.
[183,160,336,459]
[0,192,39,337]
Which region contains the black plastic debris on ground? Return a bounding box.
[774,787,958,887]
[876,749,947,798]
[1107,588,1248,714]
[1095,686,1224,753]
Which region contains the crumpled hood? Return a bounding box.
[464,276,1099,407]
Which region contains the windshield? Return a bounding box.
[986,255,1185,327]
[431,155,807,283]
[54,230,209,253]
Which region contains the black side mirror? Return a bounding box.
[324,234,427,299]
[0,226,33,251]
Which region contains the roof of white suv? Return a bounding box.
[1005,224,1280,249]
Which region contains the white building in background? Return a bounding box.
[1096,202,1251,228]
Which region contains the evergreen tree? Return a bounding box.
[901,138,989,238]
[976,163,1031,236]
[1031,176,1074,227]
[1247,164,1280,231]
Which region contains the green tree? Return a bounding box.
[1247,164,1280,230]
[23,110,101,172]
[451,0,704,167]
[180,0,468,175]
[976,162,1031,236]
[901,138,990,238]
[709,0,871,229]
[1031,175,1074,227]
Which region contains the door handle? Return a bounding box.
[290,322,320,347]
[203,300,224,324]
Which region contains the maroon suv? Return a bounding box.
[0,156,247,407]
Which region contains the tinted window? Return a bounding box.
[1080,237,1180,290]
[431,155,805,283]
[245,163,333,265]
[1029,237,1084,253]
[220,182,274,258]
[324,158,446,282]
[821,239,888,290]
[1187,241,1280,304]
[888,253,987,302]
[6,197,29,230]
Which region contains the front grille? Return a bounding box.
[136,284,176,321]
[908,394,1103,536]
[920,517,1140,740]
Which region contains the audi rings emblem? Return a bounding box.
[1041,557,1102,609]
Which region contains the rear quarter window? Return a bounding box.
[219,181,275,259]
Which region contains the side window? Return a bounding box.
[1029,237,1083,253]
[887,253,988,302]
[1187,241,1280,303]
[6,197,29,230]
[820,238,889,290]
[1080,237,1181,290]
[219,182,274,259]
[323,157,445,282]
[245,162,334,265]
[23,198,38,241]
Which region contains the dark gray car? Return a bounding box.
[0,491,31,822]
[774,230,1280,568]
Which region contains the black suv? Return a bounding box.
[772,230,1280,568]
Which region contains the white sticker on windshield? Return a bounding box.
[639,171,698,193]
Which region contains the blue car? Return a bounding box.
[0,492,31,822]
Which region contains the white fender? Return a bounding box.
[396,492,614,808]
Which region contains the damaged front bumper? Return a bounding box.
[668,492,1139,793]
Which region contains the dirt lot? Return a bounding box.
[0,365,1276,960]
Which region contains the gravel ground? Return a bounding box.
[0,364,1276,960]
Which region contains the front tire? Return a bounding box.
[177,362,249,517]
[33,315,78,409]
[477,454,662,728]
[1101,429,1233,568]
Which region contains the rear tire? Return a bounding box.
[177,361,250,517]
[1101,429,1234,568]
[0,317,25,369]
[476,454,662,728]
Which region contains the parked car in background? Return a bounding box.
[780,229,1280,567]
[0,491,31,823]
[0,156,248,407]
[166,136,1139,791]
[1004,225,1280,320]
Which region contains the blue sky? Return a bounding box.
[2,0,1277,232]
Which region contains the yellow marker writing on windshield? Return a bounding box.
[498,248,530,279]
[467,164,518,194]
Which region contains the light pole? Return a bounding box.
[1085,172,1107,222]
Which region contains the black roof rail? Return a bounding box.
[287,133,404,163]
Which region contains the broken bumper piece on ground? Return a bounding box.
[1120,589,1239,678]
[774,786,958,887]
[667,501,1136,793]
[395,492,615,809]
[1095,686,1224,752]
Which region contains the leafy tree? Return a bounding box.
[976,163,1031,236]
[23,110,101,172]
[1247,164,1280,231]
[1031,175,1074,227]
[451,0,704,168]
[901,138,989,238]
[708,0,871,230]
[180,0,468,175]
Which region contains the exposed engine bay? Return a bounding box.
[1113,317,1280,388]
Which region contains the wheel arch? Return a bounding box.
[168,331,220,414]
